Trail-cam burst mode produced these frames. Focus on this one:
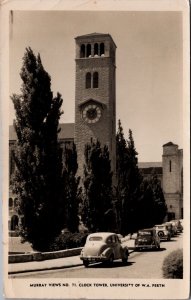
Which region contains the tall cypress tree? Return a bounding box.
[62,143,80,233]
[11,48,64,251]
[116,121,142,235]
[81,139,115,232]
[137,174,167,229]
[116,120,129,233]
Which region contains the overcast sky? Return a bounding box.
[9,10,183,162]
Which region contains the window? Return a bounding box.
[100,43,105,56]
[87,44,91,57]
[107,237,112,244]
[94,43,99,55]
[89,236,102,241]
[169,160,172,172]
[9,198,13,207]
[86,72,91,89]
[80,44,85,58]
[93,72,98,88]
[11,215,19,231]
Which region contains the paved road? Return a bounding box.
[11,233,182,279]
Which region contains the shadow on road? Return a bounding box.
[134,247,166,252]
[162,239,177,242]
[87,261,135,269]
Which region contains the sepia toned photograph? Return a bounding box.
[1,0,190,299]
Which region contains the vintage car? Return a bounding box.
[163,222,176,236]
[80,232,129,267]
[170,220,183,233]
[154,224,171,241]
[179,219,184,230]
[135,228,160,250]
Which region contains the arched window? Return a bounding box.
[80,44,85,58]
[11,215,18,231]
[86,72,91,88]
[93,72,99,88]
[169,160,172,172]
[87,44,91,57]
[94,43,99,56]
[9,198,13,207]
[100,43,105,56]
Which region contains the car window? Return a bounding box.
[89,236,103,241]
[138,231,152,236]
[107,237,112,244]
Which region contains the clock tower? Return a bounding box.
[74,33,116,181]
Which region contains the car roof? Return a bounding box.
[139,228,155,231]
[87,232,116,239]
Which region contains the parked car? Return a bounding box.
[80,232,129,267]
[154,224,171,241]
[135,228,160,250]
[163,222,175,236]
[179,219,184,230]
[170,220,183,233]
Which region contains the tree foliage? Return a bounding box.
[116,120,142,235]
[137,173,167,229]
[11,47,65,251]
[116,120,166,234]
[62,143,80,233]
[81,139,115,232]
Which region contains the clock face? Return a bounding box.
[82,104,102,123]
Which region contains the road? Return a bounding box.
[11,233,182,279]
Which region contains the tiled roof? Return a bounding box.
[58,123,74,140]
[138,162,162,168]
[9,123,74,141]
[139,167,162,175]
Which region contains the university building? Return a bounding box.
[9,33,183,231]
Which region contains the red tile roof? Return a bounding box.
[9,123,74,141]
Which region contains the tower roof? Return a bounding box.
[75,32,117,48]
[163,142,178,147]
[76,32,106,37]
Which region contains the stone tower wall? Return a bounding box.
[74,34,116,182]
[162,143,183,219]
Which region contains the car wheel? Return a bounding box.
[158,231,164,238]
[83,261,89,268]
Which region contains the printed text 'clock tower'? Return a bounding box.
[74,33,116,181]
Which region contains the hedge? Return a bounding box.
[162,249,183,279]
[49,232,88,251]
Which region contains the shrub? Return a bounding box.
[49,232,88,251]
[162,249,183,279]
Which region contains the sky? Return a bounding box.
[9,10,183,162]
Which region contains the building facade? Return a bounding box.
[8,33,183,230]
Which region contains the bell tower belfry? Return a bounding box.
[74,33,116,181]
